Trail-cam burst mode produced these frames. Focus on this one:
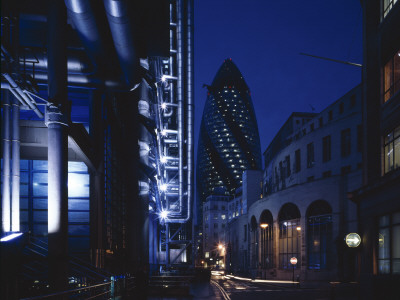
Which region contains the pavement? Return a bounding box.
[146,275,359,300]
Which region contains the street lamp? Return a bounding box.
[260,223,268,229]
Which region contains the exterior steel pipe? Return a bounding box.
[1,82,29,109]
[46,0,69,292]
[1,92,12,233]
[176,0,184,219]
[65,0,108,69]
[11,97,20,232]
[2,74,44,118]
[20,49,93,75]
[186,0,194,223]
[103,0,140,87]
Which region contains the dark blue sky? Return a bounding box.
[194,0,363,158]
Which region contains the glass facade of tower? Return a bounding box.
[197,59,262,215]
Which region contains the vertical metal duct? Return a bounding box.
[177,0,184,219]
[186,0,194,222]
[1,91,11,233]
[103,0,140,87]
[46,0,69,292]
[64,0,107,69]
[11,97,20,232]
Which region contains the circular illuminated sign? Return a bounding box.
[345,233,361,247]
[290,257,297,265]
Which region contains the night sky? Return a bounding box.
[194,0,363,160]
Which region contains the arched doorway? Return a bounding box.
[278,203,301,269]
[259,210,273,270]
[306,200,332,270]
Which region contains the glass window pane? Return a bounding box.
[379,259,390,274]
[33,198,48,210]
[394,136,400,170]
[393,212,400,224]
[392,259,400,274]
[33,160,48,170]
[380,215,390,227]
[392,225,400,259]
[33,173,48,184]
[379,228,390,259]
[68,161,88,172]
[20,160,29,170]
[21,171,29,183]
[33,184,48,197]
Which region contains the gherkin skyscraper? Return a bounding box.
[197,59,262,214]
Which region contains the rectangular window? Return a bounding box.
[350,95,356,107]
[307,143,315,168]
[295,149,301,172]
[322,135,331,162]
[384,126,400,173]
[328,110,333,121]
[341,128,351,157]
[244,225,247,241]
[285,155,291,177]
[378,211,400,274]
[357,125,363,153]
[322,171,331,178]
[319,117,323,128]
[310,123,315,132]
[339,102,344,114]
[214,223,218,229]
[383,50,400,102]
[381,0,399,20]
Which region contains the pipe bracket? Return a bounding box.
[45,104,69,127]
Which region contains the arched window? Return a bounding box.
[259,210,273,269]
[250,216,258,268]
[306,200,332,270]
[279,203,301,269]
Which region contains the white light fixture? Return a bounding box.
[161,102,167,109]
[161,130,167,136]
[1,232,23,242]
[160,156,167,164]
[161,75,167,82]
[160,184,168,192]
[160,210,168,219]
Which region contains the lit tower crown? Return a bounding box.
[197,58,262,206]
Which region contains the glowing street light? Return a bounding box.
[260,223,268,229]
[161,102,167,110]
[160,184,168,192]
[160,156,167,164]
[296,226,301,231]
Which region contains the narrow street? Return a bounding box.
[211,273,358,300]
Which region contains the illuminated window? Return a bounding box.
[378,212,400,274]
[307,201,332,270]
[279,204,301,269]
[383,50,400,103]
[381,0,398,20]
[384,126,400,173]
